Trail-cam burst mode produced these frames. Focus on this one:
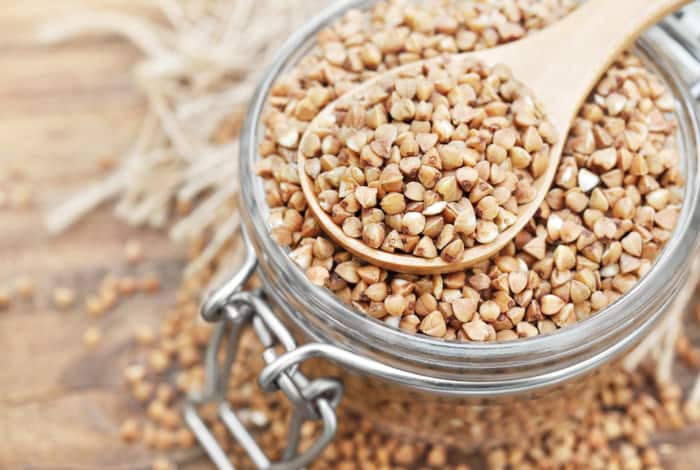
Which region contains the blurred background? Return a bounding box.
[2,1,700,469]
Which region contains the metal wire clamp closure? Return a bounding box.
[199,229,258,323]
[186,235,343,470]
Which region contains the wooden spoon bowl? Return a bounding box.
[297,0,689,275]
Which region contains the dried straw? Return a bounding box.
[41,0,329,278]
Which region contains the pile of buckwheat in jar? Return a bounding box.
[256,0,683,342]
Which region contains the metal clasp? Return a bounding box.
[200,229,258,323]
[185,231,343,470]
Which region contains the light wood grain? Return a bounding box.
[0,1,199,468]
[0,1,699,469]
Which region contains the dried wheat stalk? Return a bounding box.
[40,0,329,278]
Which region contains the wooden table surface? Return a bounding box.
[0,2,202,468]
[1,1,699,469]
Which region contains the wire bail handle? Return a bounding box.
[187,229,343,470]
[188,228,467,469]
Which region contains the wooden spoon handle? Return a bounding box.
[480,0,692,126]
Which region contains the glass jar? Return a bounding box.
[188,2,700,468]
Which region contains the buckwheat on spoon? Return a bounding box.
[300,56,551,273]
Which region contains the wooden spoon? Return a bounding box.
[298,0,689,275]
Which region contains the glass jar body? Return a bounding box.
[255,255,698,450]
[237,0,700,451]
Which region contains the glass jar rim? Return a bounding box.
[238,0,700,392]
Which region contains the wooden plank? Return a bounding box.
[0,0,160,48]
[0,1,195,468]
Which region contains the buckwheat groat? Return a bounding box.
[301,57,554,261]
[256,0,682,341]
